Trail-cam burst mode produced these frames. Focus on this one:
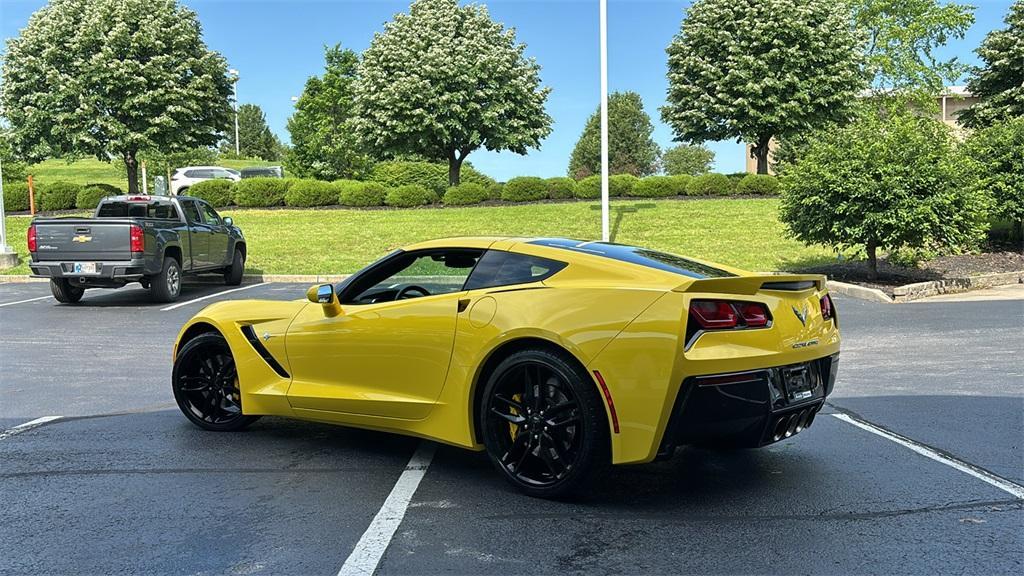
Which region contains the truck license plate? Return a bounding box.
[72,262,99,275]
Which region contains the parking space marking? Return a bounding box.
[0,416,62,440]
[0,295,51,308]
[833,413,1024,499]
[160,282,267,311]
[337,442,436,576]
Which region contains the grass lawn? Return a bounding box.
[22,157,279,189]
[0,198,836,276]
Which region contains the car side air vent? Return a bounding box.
[240,325,290,378]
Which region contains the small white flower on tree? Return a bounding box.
[661,0,866,174]
[353,0,552,186]
[1,0,233,194]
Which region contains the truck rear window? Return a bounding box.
[97,201,179,219]
[528,238,736,279]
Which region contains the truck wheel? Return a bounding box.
[151,257,182,303]
[50,279,84,304]
[224,248,244,286]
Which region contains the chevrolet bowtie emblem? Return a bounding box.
[72,235,92,243]
[262,332,272,342]
[792,304,809,327]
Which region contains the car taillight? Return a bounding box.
[820,294,835,321]
[130,224,144,253]
[689,299,771,330]
[27,225,37,252]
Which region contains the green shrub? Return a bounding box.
[385,184,437,207]
[285,179,338,207]
[336,180,386,207]
[725,172,748,183]
[486,182,504,201]
[369,161,495,195]
[233,177,290,207]
[668,175,693,195]
[443,183,489,206]
[3,182,30,211]
[76,183,122,210]
[628,175,675,198]
[688,173,734,196]
[545,177,577,200]
[39,181,81,211]
[961,116,1024,240]
[609,174,639,197]
[502,177,548,202]
[736,174,780,195]
[186,179,235,207]
[575,175,602,199]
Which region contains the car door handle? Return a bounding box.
[457,299,470,313]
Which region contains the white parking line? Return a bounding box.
[0,295,51,308]
[160,282,267,311]
[337,442,436,576]
[0,416,62,440]
[833,413,1024,500]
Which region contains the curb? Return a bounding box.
[891,271,1024,303]
[826,280,894,303]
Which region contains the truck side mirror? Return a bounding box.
[223,217,233,227]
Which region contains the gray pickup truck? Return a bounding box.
[28,195,246,304]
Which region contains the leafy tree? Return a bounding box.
[662,0,866,174]
[354,0,552,186]
[224,104,282,161]
[1,0,233,194]
[959,1,1023,129]
[960,117,1024,240]
[568,92,660,179]
[662,144,714,176]
[0,128,27,184]
[779,107,988,279]
[286,45,370,180]
[851,0,975,99]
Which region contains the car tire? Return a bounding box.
[172,332,259,432]
[479,347,610,500]
[150,257,182,303]
[224,248,244,286]
[50,278,84,304]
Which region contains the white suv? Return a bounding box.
[170,166,241,195]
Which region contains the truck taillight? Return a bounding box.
[27,225,37,252]
[130,224,144,253]
[689,299,771,330]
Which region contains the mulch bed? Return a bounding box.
[796,248,1024,297]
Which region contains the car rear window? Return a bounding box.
[528,238,735,279]
[97,201,180,220]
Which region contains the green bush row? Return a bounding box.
[1,181,127,212]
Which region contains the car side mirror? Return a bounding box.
[307,283,342,316]
[223,216,233,227]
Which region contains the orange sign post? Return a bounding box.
[27,174,36,215]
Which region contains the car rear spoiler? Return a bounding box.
[672,274,827,295]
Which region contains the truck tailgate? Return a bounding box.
[33,219,134,261]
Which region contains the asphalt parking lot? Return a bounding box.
[1,281,1022,575]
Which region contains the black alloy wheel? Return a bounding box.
[481,348,608,499]
[172,333,259,431]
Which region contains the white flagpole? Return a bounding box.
[600,0,609,242]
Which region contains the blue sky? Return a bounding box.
[0,0,1015,180]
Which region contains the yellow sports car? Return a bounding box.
[172,237,840,498]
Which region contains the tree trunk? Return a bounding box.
[865,239,878,281]
[750,135,772,175]
[448,152,466,187]
[124,150,140,195]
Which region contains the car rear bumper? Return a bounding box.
[657,353,839,456]
[30,259,147,284]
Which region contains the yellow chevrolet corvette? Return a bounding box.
[172,237,840,497]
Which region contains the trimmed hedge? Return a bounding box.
[486,182,504,201]
[545,177,577,200]
[76,183,122,210]
[688,173,734,196]
[337,180,386,207]
[609,174,639,197]
[386,184,437,207]
[369,161,495,195]
[669,175,693,195]
[502,177,548,202]
[629,175,676,198]
[736,174,780,195]
[40,181,80,211]
[575,175,602,199]
[443,183,489,206]
[285,179,338,207]
[233,177,291,207]
[187,179,235,207]
[3,182,30,211]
